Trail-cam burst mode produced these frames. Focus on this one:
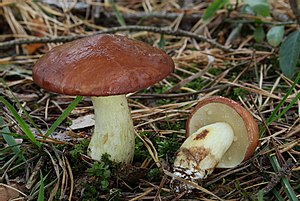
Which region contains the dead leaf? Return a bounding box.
[23,18,47,55]
[0,185,21,201]
[69,114,95,130]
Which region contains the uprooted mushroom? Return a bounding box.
[172,96,259,191]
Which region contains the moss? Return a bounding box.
[233,87,249,99]
[159,119,185,131]
[208,67,223,76]
[134,131,153,162]
[155,98,172,106]
[147,167,162,181]
[185,77,205,90]
[69,139,90,159]
[156,137,181,160]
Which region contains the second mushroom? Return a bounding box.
[173,96,259,191]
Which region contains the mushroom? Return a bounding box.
[32,34,174,163]
[173,96,259,190]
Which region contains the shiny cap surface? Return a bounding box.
[33,34,174,96]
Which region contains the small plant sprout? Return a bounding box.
[32,34,174,163]
[172,96,259,192]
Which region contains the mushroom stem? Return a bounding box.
[173,122,234,189]
[88,95,135,163]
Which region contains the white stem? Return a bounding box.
[174,122,234,180]
[87,95,135,163]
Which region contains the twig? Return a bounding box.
[43,0,202,21]
[153,175,167,201]
[131,84,230,99]
[0,183,28,197]
[129,187,154,201]
[166,62,214,93]
[225,19,295,26]
[25,156,45,189]
[103,11,202,21]
[204,164,251,187]
[262,158,295,194]
[0,25,233,52]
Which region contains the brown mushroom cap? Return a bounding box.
[186,96,259,168]
[32,34,174,96]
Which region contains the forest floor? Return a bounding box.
[0,1,299,200]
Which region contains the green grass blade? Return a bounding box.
[279,30,300,78]
[0,150,21,171]
[0,145,17,154]
[257,190,263,201]
[29,170,51,197]
[1,79,42,134]
[0,96,41,148]
[260,72,300,137]
[281,179,298,201]
[45,96,83,136]
[158,34,165,49]
[0,131,29,139]
[110,0,126,26]
[275,91,300,122]
[267,26,284,47]
[271,189,285,201]
[269,156,298,201]
[203,0,229,21]
[267,72,300,124]
[0,116,20,154]
[37,171,44,201]
[0,116,26,161]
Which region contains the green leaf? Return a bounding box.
[254,26,265,42]
[271,189,285,201]
[203,0,229,21]
[267,26,284,47]
[86,161,111,190]
[0,96,41,148]
[279,30,300,78]
[100,180,109,189]
[0,131,29,140]
[0,149,22,171]
[0,116,26,161]
[268,72,300,124]
[257,190,263,201]
[1,79,42,134]
[37,171,44,201]
[245,0,270,17]
[269,156,298,200]
[158,34,165,49]
[252,4,269,17]
[240,5,255,15]
[261,72,300,137]
[109,0,126,26]
[0,117,18,153]
[45,96,83,136]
